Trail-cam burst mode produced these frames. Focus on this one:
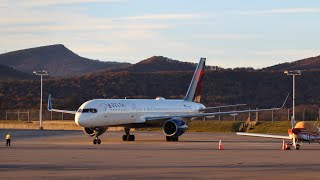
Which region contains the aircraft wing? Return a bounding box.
[145,93,289,123]
[145,107,282,122]
[47,94,77,115]
[199,104,246,111]
[236,132,291,140]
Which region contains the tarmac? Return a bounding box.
[0,129,319,179]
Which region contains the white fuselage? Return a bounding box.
[75,98,205,128]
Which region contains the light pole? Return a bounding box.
[284,70,302,121]
[33,70,49,130]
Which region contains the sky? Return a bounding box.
[1,0,320,68]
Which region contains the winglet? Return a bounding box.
[280,92,290,109]
[46,94,77,115]
[48,94,52,111]
[273,92,290,110]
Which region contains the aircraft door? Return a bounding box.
[129,103,137,121]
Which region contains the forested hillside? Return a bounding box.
[1,70,318,111]
[0,64,34,80]
[1,44,320,119]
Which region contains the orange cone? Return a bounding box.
[218,140,223,150]
[282,139,286,150]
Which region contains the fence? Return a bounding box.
[205,107,320,122]
[0,110,74,121]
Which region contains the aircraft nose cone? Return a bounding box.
[75,114,85,127]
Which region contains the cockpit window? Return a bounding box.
[90,109,97,113]
[77,108,97,113]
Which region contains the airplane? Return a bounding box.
[48,58,288,144]
[237,117,320,150]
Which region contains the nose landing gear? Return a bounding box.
[92,128,103,145]
[122,128,135,141]
[93,136,101,144]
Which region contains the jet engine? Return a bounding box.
[162,119,188,137]
[83,127,107,137]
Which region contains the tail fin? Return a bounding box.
[184,58,206,103]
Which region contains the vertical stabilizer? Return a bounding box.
[183,58,206,103]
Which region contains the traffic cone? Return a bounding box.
[218,140,223,150]
[282,139,286,150]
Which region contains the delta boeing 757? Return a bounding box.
[48,58,287,144]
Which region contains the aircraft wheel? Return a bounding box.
[128,135,135,141]
[166,136,171,142]
[122,135,128,141]
[166,136,179,142]
[93,139,97,144]
[98,139,101,144]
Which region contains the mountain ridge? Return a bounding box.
[0,44,129,77]
[1,44,320,79]
[107,56,198,73]
[262,55,320,72]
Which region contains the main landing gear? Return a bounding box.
[166,136,179,142]
[122,128,135,141]
[283,142,300,150]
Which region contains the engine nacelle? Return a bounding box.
[162,119,188,137]
[83,127,107,137]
